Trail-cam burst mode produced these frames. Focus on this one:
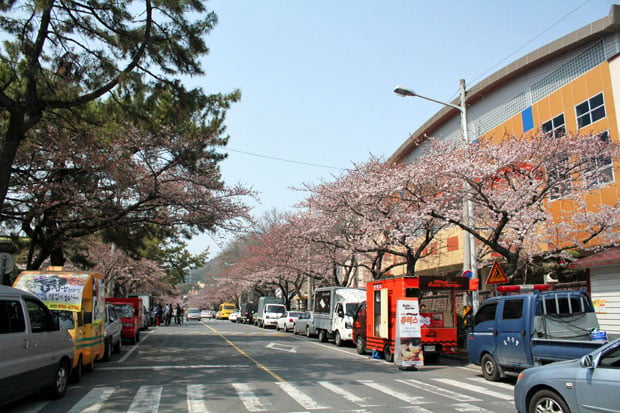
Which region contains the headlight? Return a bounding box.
[123,322,133,328]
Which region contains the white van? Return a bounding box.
[0,285,74,406]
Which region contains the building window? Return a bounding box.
[587,131,614,188]
[547,156,572,200]
[542,114,565,138]
[576,93,605,128]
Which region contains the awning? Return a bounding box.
[569,247,620,270]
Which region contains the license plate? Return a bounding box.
[424,345,435,352]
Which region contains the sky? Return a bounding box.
[187,0,618,256]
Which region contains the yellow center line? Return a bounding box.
[202,324,285,382]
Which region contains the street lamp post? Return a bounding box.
[394,79,480,313]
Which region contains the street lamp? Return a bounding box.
[394,79,480,313]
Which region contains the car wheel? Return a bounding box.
[293,324,298,335]
[276,324,280,331]
[481,353,500,381]
[306,326,311,337]
[356,335,367,355]
[113,336,122,353]
[384,344,394,362]
[318,329,327,342]
[102,339,112,362]
[45,359,70,399]
[71,357,82,384]
[528,389,570,413]
[335,331,343,347]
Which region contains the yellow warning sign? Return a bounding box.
[486,261,509,285]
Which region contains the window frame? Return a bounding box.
[576,92,606,128]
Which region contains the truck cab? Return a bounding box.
[106,297,143,344]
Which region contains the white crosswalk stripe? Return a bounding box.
[187,384,211,413]
[397,378,482,402]
[16,376,515,413]
[68,387,116,413]
[357,379,429,405]
[232,382,268,412]
[432,378,514,401]
[275,381,330,410]
[127,385,163,413]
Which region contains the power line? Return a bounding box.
[225,148,348,171]
[470,0,592,87]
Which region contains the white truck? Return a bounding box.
[313,286,366,346]
[254,296,286,328]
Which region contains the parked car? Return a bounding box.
[107,298,142,344]
[514,337,620,413]
[229,310,240,322]
[293,311,316,337]
[276,311,304,332]
[0,285,74,406]
[186,308,201,321]
[200,310,211,320]
[102,303,122,361]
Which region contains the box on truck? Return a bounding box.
[128,293,153,327]
[13,267,106,383]
[313,286,366,346]
[254,296,285,327]
[362,275,479,362]
[467,284,607,381]
[106,297,143,344]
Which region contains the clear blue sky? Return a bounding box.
[188,0,618,256]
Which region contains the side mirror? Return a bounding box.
[337,310,344,318]
[581,354,594,368]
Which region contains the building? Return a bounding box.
[389,5,620,335]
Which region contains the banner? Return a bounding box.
[394,299,424,369]
[14,273,89,311]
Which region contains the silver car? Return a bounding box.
[0,285,74,406]
[293,311,316,337]
[514,337,620,413]
[103,303,122,361]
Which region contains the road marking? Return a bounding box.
[276,382,329,410]
[202,323,285,382]
[68,387,116,413]
[97,364,250,370]
[453,403,495,412]
[397,378,481,402]
[118,334,149,363]
[187,384,211,413]
[127,385,162,413]
[467,376,515,391]
[433,378,514,401]
[318,381,376,407]
[232,383,268,412]
[357,380,428,405]
[266,342,297,353]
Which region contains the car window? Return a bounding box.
[113,304,134,318]
[598,343,620,369]
[502,299,523,320]
[25,298,56,333]
[55,310,75,330]
[0,299,26,334]
[474,303,497,326]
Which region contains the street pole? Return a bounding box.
[394,79,480,313]
[458,79,479,314]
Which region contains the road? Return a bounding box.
[7,319,517,413]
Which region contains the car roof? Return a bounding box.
[0,284,38,300]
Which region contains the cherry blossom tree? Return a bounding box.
[415,133,620,279]
[2,123,254,269]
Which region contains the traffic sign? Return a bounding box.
[462,270,472,278]
[485,261,509,285]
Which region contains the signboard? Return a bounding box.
[485,261,509,285]
[419,276,471,289]
[394,299,424,369]
[14,273,89,311]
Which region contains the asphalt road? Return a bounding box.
[7,319,517,413]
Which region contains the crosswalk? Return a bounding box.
[13,377,515,413]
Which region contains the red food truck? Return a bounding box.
[105,297,144,344]
[359,275,478,362]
